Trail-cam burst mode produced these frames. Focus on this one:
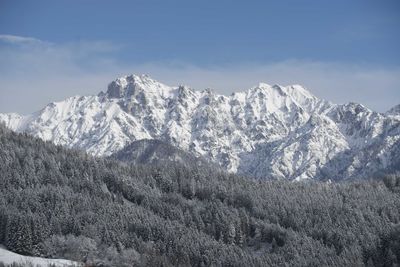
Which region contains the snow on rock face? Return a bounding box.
[1,74,399,181]
[0,113,26,129]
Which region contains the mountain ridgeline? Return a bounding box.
[1,124,400,266]
[1,74,399,181]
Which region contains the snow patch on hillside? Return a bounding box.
[0,246,80,267]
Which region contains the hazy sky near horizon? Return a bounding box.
[0,0,399,114]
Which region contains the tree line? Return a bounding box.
[0,124,399,266]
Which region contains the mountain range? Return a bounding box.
[1,74,399,181]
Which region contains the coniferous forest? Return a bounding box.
[0,124,400,266]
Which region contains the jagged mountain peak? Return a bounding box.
[241,82,327,117]
[250,83,316,99]
[256,82,272,88]
[106,73,175,99]
[341,102,370,113]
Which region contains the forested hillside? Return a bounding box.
[0,124,399,266]
[110,139,215,169]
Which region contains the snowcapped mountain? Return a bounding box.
[1,74,399,181]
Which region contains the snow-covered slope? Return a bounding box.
[0,246,80,266]
[1,74,399,181]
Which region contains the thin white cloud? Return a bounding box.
[0,35,399,114]
[0,34,49,45]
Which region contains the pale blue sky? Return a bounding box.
[0,0,399,113]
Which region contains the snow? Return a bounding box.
[0,113,25,130]
[0,246,81,266]
[1,74,399,181]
